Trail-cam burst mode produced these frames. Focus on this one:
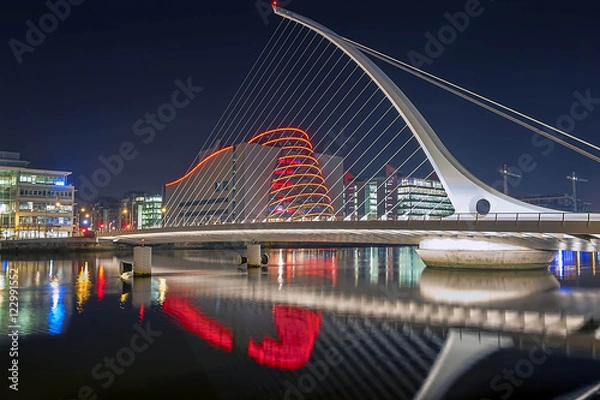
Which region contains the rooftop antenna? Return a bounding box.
[498,164,522,195]
[566,171,588,212]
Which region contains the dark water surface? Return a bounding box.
[1,247,599,400]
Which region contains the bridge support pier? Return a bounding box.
[133,246,152,276]
[247,243,262,268]
[241,243,269,268]
[416,238,557,270]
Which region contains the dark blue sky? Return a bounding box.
[1,0,598,205]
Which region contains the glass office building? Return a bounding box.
[137,194,164,229]
[350,172,454,220]
[396,178,455,218]
[0,152,75,239]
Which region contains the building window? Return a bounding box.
[223,181,229,190]
[215,182,221,191]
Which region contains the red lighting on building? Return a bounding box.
[248,127,334,220]
[166,146,234,187]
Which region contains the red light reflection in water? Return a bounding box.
[96,266,105,301]
[163,297,233,352]
[248,305,322,370]
[138,304,145,325]
[270,263,337,286]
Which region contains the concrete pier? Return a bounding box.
[133,246,152,276]
[246,243,262,268]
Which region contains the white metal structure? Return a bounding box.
[273,6,551,216]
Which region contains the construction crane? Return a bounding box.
[498,164,522,195]
[566,171,588,212]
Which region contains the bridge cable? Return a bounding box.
[320,113,405,219]
[240,63,367,221]
[240,49,380,221]
[188,30,328,225]
[328,143,421,220]
[212,38,344,223]
[342,37,600,163]
[163,20,294,225]
[168,23,310,225]
[185,19,288,173]
[241,69,377,221]
[206,35,339,224]
[176,24,314,225]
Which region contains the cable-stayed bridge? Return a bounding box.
[99,6,600,265]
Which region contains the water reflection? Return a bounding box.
[47,281,65,335]
[419,267,560,304]
[163,295,234,351]
[1,248,600,400]
[248,305,322,370]
[0,258,77,336]
[75,262,92,313]
[96,265,105,301]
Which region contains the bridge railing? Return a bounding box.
[96,211,600,237]
[440,212,598,224]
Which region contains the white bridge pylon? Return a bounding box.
[274,6,551,216]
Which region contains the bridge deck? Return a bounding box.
[98,217,600,251]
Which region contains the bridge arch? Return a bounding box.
[273,7,551,216]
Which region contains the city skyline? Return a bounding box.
[1,0,599,206]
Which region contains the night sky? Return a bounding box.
[1,0,598,206]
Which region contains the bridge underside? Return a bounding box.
[99,220,600,251]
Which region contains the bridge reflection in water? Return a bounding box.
[1,247,599,399]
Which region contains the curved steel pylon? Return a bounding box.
[274,6,553,216]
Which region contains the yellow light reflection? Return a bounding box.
[75,262,92,313]
[120,292,129,309]
[157,278,167,305]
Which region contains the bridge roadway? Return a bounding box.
[98,213,600,251]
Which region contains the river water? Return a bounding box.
[1,247,599,399]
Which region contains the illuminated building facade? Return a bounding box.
[396,177,455,218]
[137,194,164,229]
[0,152,75,238]
[349,167,454,220]
[164,128,343,225]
